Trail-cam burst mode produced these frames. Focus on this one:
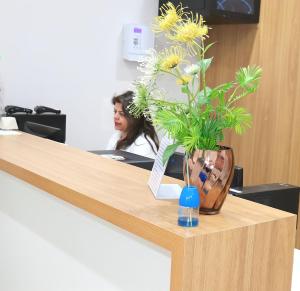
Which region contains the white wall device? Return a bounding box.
[122,24,154,62]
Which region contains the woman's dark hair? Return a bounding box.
[112,90,159,153]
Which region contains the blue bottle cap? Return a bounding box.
[179,186,200,208]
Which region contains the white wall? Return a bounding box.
[0,170,171,291]
[0,0,159,150]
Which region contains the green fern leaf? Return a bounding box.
[235,66,262,92]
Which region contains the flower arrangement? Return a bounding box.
[129,2,262,164]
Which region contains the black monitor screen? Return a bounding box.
[217,0,255,15]
[24,121,61,142]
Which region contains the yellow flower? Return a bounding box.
[153,2,185,33]
[176,75,192,85]
[170,13,209,55]
[160,46,186,71]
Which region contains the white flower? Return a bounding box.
[137,49,161,82]
[128,80,151,117]
[184,64,200,75]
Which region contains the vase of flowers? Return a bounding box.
[129,2,262,214]
[184,147,234,214]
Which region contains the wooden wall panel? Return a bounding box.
[206,0,300,186]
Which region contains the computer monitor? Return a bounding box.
[23,121,61,142]
[165,152,185,180]
[231,183,300,215]
[10,113,66,143]
[159,0,261,24]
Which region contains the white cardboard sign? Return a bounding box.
[148,137,182,199]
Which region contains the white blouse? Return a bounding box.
[106,132,157,159]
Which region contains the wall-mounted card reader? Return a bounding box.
[122,24,154,62]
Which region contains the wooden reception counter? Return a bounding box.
[0,133,297,291]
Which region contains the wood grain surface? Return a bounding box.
[206,0,300,188]
[0,133,297,291]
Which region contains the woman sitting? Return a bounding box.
[106,91,159,159]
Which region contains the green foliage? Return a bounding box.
[148,67,261,155]
[198,57,213,74]
[150,65,262,153]
[163,143,181,165]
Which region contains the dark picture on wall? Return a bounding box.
[217,0,255,15]
[158,0,261,24]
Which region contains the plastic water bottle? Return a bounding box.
[178,185,200,227]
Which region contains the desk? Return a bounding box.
[0,133,297,291]
[89,149,185,180]
[89,149,154,170]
